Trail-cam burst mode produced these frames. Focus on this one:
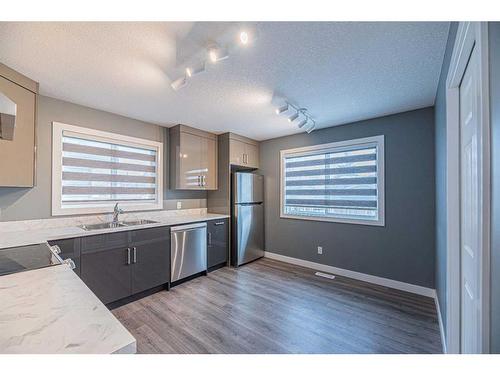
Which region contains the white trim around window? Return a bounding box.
[51,122,164,216]
[280,135,385,226]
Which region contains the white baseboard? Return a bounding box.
[434,293,447,354]
[264,251,436,298]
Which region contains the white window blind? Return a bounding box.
[280,136,384,226]
[52,122,163,215]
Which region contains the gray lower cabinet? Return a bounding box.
[130,228,170,295]
[207,219,229,269]
[81,246,132,304]
[78,227,170,305]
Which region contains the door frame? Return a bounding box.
[445,22,491,354]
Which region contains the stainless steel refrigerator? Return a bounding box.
[231,172,264,267]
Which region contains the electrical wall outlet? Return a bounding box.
[176,201,182,210]
[317,246,323,255]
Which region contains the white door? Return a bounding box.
[459,45,481,353]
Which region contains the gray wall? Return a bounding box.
[260,107,436,288]
[433,22,458,335]
[489,21,500,354]
[0,95,206,221]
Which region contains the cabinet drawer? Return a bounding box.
[81,231,129,253]
[130,226,170,244]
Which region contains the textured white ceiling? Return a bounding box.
[0,22,449,140]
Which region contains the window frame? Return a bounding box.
[280,135,385,226]
[51,121,163,216]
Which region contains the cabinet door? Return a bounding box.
[179,132,202,189]
[229,139,246,165]
[207,219,228,269]
[201,136,217,189]
[244,143,259,169]
[80,246,132,304]
[131,239,170,294]
[0,76,36,187]
[48,238,81,276]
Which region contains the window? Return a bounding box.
[52,122,163,215]
[280,135,384,226]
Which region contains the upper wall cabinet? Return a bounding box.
[169,124,218,190]
[229,133,259,169]
[0,63,38,187]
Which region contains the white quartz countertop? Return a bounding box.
[0,264,136,354]
[0,212,229,250]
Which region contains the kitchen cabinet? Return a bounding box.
[48,238,81,276]
[130,228,170,295]
[0,63,38,187]
[170,124,217,190]
[229,133,259,168]
[81,245,132,304]
[207,218,229,269]
[79,227,170,305]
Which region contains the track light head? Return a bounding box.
[171,76,187,91]
[186,62,205,78]
[297,118,308,128]
[305,121,316,133]
[276,104,288,115]
[288,112,299,123]
[208,45,229,63]
[239,31,249,45]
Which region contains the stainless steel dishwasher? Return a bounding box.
[170,222,207,282]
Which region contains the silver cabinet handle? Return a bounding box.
[133,246,137,264]
[214,221,225,226]
[208,232,212,246]
[127,248,131,265]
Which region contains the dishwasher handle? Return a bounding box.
[171,222,207,233]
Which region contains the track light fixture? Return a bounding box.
[297,118,308,128]
[240,31,249,45]
[207,44,229,63]
[276,104,288,115]
[186,62,206,78]
[171,76,187,91]
[275,102,316,133]
[305,120,316,133]
[288,112,299,123]
[170,26,257,91]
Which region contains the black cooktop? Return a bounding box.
[0,243,61,276]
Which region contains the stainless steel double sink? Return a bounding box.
[79,219,158,231]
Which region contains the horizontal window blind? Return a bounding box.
[61,134,158,205]
[282,139,383,224]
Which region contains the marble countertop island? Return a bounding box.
[0,264,136,354]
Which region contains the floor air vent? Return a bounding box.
[315,271,336,280]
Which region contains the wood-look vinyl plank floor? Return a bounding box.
[112,258,442,354]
